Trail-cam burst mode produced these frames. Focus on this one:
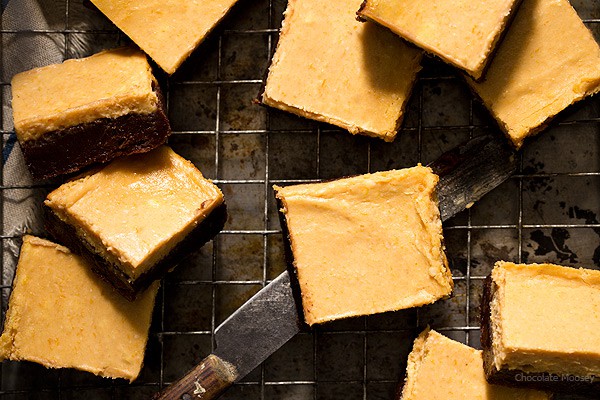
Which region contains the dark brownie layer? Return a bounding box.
[481,275,599,395]
[275,196,310,330]
[44,203,227,301]
[20,86,171,181]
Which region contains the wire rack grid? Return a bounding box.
[0,0,599,399]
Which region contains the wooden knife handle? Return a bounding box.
[152,354,238,400]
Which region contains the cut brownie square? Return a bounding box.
[89,0,241,74]
[0,236,158,382]
[465,0,600,148]
[262,0,422,142]
[11,47,171,180]
[399,328,551,399]
[481,261,600,395]
[274,166,452,326]
[44,146,226,300]
[358,0,522,80]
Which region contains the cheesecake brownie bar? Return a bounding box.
[262,0,422,142]
[358,0,522,79]
[0,236,158,381]
[274,166,452,325]
[90,0,241,74]
[466,0,600,148]
[399,328,551,399]
[482,261,600,395]
[44,146,226,300]
[11,47,170,180]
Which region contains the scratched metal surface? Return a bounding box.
[0,0,599,399]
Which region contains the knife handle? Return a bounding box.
[153,354,238,400]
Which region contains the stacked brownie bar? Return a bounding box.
[362,0,600,148]
[465,0,600,148]
[357,0,523,80]
[261,0,600,148]
[2,46,227,380]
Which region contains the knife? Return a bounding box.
[152,133,518,400]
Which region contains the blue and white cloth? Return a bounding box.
[1,0,82,284]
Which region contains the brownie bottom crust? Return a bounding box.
[44,203,227,301]
[275,197,309,329]
[20,88,171,181]
[481,276,600,396]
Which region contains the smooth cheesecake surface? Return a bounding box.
[12,47,158,142]
[263,0,422,141]
[0,236,158,382]
[358,0,520,79]
[489,261,600,377]
[466,0,600,148]
[90,0,240,74]
[401,328,551,400]
[275,166,452,326]
[45,146,224,279]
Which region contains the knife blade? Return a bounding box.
[429,133,518,221]
[153,133,518,400]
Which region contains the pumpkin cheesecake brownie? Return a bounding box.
[358,0,522,79]
[0,236,158,381]
[44,146,226,300]
[482,261,600,395]
[399,328,551,399]
[466,0,600,148]
[275,166,452,325]
[89,0,242,74]
[263,0,422,142]
[11,47,171,180]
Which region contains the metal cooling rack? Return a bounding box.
[0,0,599,399]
